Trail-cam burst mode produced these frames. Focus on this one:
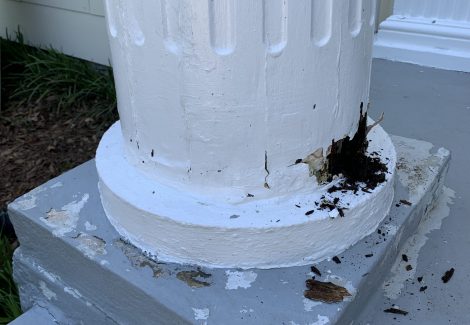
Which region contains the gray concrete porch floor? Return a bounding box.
[357,59,470,324]
[7,59,470,324]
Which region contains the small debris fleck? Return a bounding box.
[305,210,314,216]
[402,254,409,262]
[310,265,322,277]
[417,276,423,283]
[332,256,341,264]
[399,199,412,206]
[230,215,240,219]
[246,193,254,198]
[365,253,373,258]
[441,268,455,283]
[384,307,408,316]
[419,286,428,292]
[406,265,413,271]
[295,204,301,208]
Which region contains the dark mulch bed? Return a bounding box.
[0,100,115,236]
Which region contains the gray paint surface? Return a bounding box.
[7,58,468,324]
[356,60,470,324]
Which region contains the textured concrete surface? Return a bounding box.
[8,133,449,324]
[356,59,470,324]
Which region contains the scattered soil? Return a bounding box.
[304,279,351,303]
[402,254,409,262]
[332,256,341,264]
[325,109,388,192]
[441,268,455,283]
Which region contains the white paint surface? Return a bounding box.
[383,186,455,299]
[13,187,46,211]
[40,194,89,236]
[84,221,97,231]
[225,270,258,290]
[97,1,394,269]
[102,0,376,197]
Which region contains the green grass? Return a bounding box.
[0,231,21,324]
[1,28,117,124]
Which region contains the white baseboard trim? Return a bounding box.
[373,15,470,72]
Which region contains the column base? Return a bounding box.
[374,15,470,72]
[95,121,396,269]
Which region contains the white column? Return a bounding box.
[374,0,470,72]
[96,0,396,269]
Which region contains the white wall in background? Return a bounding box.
[374,0,470,72]
[0,0,110,65]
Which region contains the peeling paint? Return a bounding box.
[64,287,82,299]
[84,221,97,231]
[192,307,209,321]
[14,187,46,210]
[225,270,257,290]
[383,186,455,299]
[75,233,107,258]
[177,269,211,288]
[115,239,163,278]
[40,194,89,236]
[50,182,63,188]
[39,281,57,301]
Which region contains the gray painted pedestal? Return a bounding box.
[8,134,450,325]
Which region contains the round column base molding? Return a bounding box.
[96,121,396,269]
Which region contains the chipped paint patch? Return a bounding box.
[225,270,257,290]
[240,308,254,314]
[303,298,322,311]
[177,270,211,288]
[40,194,89,236]
[14,187,46,210]
[115,239,163,278]
[39,281,57,301]
[50,182,63,188]
[36,264,60,283]
[84,221,97,231]
[311,315,330,325]
[192,307,209,321]
[75,233,107,258]
[383,186,455,299]
[64,287,82,299]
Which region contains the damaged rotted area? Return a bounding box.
[296,104,387,193]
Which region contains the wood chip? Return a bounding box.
[304,279,351,303]
[399,199,412,206]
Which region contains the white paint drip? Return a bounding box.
[84,221,97,231]
[192,307,209,320]
[39,281,57,301]
[40,194,89,236]
[303,298,322,311]
[383,186,455,299]
[225,270,257,290]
